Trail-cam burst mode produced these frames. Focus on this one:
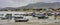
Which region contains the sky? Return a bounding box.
[0,0,60,8]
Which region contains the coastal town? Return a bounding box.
[0,0,60,25]
[0,8,60,25]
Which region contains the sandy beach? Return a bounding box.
[0,22,60,25]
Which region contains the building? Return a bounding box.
[0,8,60,22]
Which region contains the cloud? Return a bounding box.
[12,0,59,3]
[0,0,60,8]
[0,0,31,7]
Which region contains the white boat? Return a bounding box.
[0,11,33,20]
[14,16,29,22]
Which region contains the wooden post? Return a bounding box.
[55,13,57,20]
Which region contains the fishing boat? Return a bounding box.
[14,16,29,22]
